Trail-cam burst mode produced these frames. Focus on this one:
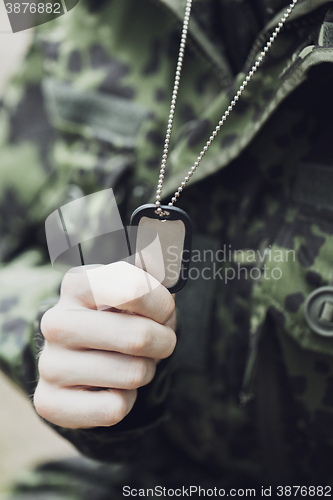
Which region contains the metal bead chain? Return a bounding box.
[155,0,193,215]
[155,0,298,214]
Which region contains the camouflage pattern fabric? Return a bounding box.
[1,0,333,495]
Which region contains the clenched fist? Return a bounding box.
[34,262,176,429]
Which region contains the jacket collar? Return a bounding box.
[151,0,333,199]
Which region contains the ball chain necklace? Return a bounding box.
[131,0,299,293]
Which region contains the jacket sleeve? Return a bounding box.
[0,38,63,393]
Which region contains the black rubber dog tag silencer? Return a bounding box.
[130,204,192,293]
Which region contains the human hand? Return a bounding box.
[34,262,176,429]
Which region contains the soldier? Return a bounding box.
[1,0,333,497]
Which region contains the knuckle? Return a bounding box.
[145,359,156,384]
[60,267,87,298]
[101,391,129,427]
[60,270,76,297]
[161,295,175,324]
[129,322,153,355]
[38,348,61,386]
[163,328,177,358]
[126,357,150,389]
[125,275,147,306]
[40,307,60,343]
[33,383,55,422]
[116,264,149,306]
[37,349,49,381]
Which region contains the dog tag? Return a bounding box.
[130,204,192,293]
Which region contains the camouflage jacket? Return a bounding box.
[1,0,333,488]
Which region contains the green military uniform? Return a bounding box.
[1,0,333,496]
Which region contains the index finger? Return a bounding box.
[61,262,175,325]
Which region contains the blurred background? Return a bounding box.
[0,7,77,494]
